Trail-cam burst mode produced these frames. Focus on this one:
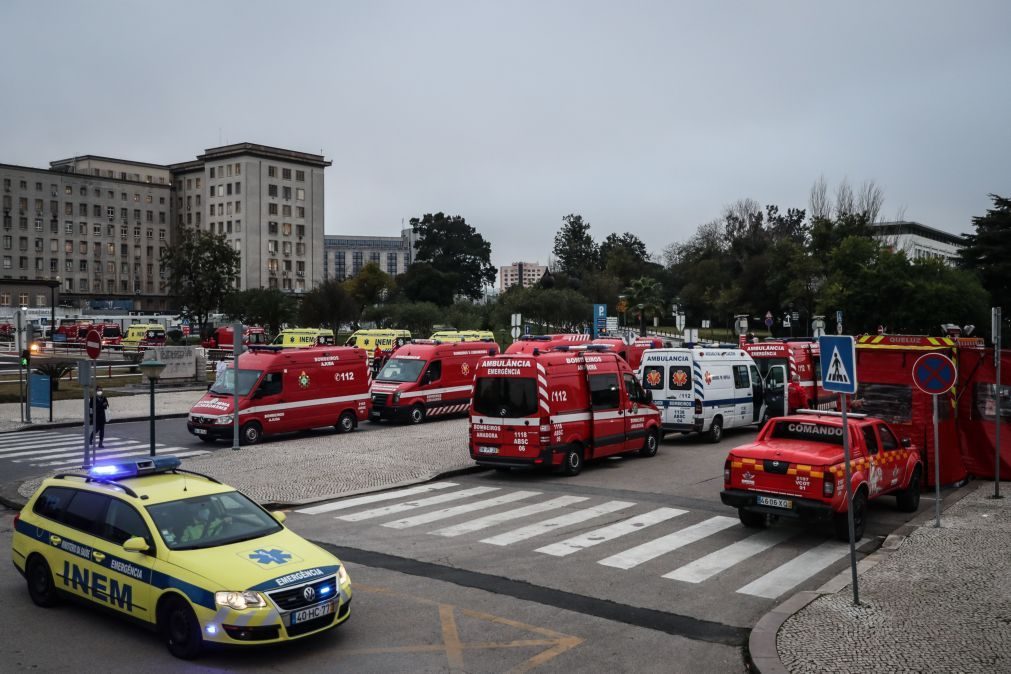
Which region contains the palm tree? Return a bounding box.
[624,277,666,337]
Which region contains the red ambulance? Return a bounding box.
[187,346,370,445]
[504,333,591,355]
[370,340,500,424]
[590,336,665,370]
[743,339,834,414]
[200,325,268,350]
[469,346,662,476]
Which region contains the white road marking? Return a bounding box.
[383,491,540,529]
[295,482,460,515]
[736,540,851,598]
[535,507,687,557]
[336,487,500,522]
[663,528,796,583]
[431,495,589,537]
[598,516,739,569]
[480,500,636,546]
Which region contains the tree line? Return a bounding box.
[161,185,1011,341]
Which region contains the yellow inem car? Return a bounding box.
[12,456,351,659]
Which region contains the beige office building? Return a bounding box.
[498,261,546,291]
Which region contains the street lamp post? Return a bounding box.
[138,360,167,456]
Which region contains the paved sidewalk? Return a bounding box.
[0,388,203,432]
[768,481,1011,673]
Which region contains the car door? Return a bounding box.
[96,497,155,621]
[422,359,443,409]
[252,370,286,431]
[54,490,113,606]
[589,372,625,457]
[764,364,788,418]
[875,423,904,493]
[732,364,752,427]
[749,364,765,422]
[861,425,885,497]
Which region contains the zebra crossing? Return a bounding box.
[0,430,209,470]
[296,481,854,600]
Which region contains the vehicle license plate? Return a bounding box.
[290,599,335,624]
[193,428,207,435]
[757,495,792,509]
[478,446,498,454]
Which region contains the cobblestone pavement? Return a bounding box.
[777,482,1011,673]
[0,388,202,432]
[17,418,475,507]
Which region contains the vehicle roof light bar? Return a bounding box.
[796,409,868,419]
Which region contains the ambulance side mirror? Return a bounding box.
[271,511,287,525]
[123,537,150,553]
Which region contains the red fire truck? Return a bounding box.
[469,346,661,476]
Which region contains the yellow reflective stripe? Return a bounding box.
[871,335,885,344]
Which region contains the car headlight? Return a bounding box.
[215,591,266,610]
[338,564,350,586]
[215,415,233,425]
[392,393,401,404]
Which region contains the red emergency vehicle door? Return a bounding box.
[588,372,626,458]
[251,370,288,431]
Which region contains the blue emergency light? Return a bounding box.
[89,455,182,479]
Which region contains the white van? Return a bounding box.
[639,347,766,443]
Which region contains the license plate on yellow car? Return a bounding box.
[290,599,335,625]
[757,495,792,509]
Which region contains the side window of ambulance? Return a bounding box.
[733,365,750,389]
[878,425,899,451]
[642,365,664,390]
[589,373,620,410]
[33,486,75,522]
[103,499,152,546]
[750,365,762,386]
[63,491,111,536]
[259,372,283,396]
[426,360,442,382]
[862,426,880,455]
[623,374,645,403]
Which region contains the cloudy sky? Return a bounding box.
[2,0,1008,268]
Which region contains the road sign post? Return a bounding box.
[993,307,1003,500]
[593,304,606,338]
[85,329,102,360]
[819,335,859,605]
[233,322,242,451]
[912,352,957,527]
[79,359,93,467]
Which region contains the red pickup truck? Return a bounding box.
[721,412,923,540]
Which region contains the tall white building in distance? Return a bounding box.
[871,221,964,266]
[498,261,546,291]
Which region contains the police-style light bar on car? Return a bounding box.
[796,409,868,419]
[89,455,182,478]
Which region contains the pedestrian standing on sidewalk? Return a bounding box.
[788,373,807,413]
[90,388,109,448]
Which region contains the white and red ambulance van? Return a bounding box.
[370,340,500,424]
[187,346,370,445]
[504,333,591,355]
[469,346,662,476]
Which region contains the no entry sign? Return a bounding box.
[85,329,102,360]
[912,352,956,395]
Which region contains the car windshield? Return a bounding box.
[102,326,121,338]
[209,368,262,396]
[378,358,427,383]
[473,377,538,417]
[147,491,282,551]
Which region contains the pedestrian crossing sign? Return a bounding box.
[819,335,857,394]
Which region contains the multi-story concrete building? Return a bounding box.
[169,143,330,292]
[498,261,546,291]
[871,221,964,265]
[1,156,172,311]
[322,228,418,281]
[0,142,329,312]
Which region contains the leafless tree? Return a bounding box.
[809,176,831,219]
[856,179,885,222]
[834,178,855,218]
[894,204,907,222]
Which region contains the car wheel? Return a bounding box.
[409,405,425,425]
[708,416,723,443]
[738,508,767,529]
[240,422,262,446]
[835,489,868,541]
[26,555,58,607]
[336,411,356,434]
[896,468,921,513]
[161,596,203,660]
[561,445,583,477]
[639,429,659,457]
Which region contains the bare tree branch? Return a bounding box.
[809,175,831,219]
[835,178,855,218]
[857,179,885,222]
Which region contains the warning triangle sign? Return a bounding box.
[826,346,851,385]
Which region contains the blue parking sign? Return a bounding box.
[819,335,857,394]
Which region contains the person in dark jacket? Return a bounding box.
[90,388,110,448]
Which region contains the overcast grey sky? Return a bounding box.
[2,0,1008,268]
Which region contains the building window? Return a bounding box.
[18,293,28,305]
[282,186,292,200]
[93,225,102,236]
[268,166,277,178]
[296,224,305,237]
[282,168,291,180]
[268,203,278,215]
[282,222,292,236]
[1,257,9,270]
[296,243,305,256]
[209,167,216,179]
[268,184,278,198]
[209,185,215,197]
[282,205,291,217]
[352,252,363,275]
[296,188,305,201]
[296,206,305,218]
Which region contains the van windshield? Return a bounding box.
[473,377,538,417]
[209,368,262,396]
[102,326,121,338]
[247,331,266,344]
[378,358,426,383]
